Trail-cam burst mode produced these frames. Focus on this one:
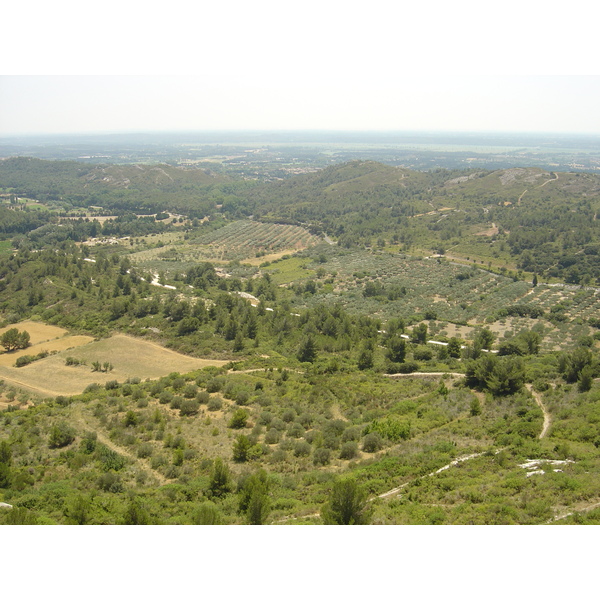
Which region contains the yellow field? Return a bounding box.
[0,332,228,397]
[0,320,70,345]
[0,335,94,367]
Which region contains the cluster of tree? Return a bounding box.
[497,330,541,356]
[505,206,600,284]
[0,206,49,236]
[0,157,235,216]
[465,354,525,396]
[495,305,545,319]
[0,328,30,351]
[558,346,597,391]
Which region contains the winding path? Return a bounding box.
[273,449,494,523]
[526,384,551,439]
[549,500,600,523]
[71,404,168,486]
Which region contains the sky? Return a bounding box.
[1,1,599,136]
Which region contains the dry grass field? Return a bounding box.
[0,330,228,397]
[0,335,95,367]
[0,320,71,345]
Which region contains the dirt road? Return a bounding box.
[526,384,551,439]
[71,404,169,486]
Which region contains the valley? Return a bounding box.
[0,156,599,525]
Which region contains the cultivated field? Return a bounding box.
[0,331,228,397]
[130,221,321,272]
[0,320,73,346]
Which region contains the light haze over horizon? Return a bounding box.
[2,1,599,137]
[2,75,599,138]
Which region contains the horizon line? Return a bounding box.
[3,128,600,139]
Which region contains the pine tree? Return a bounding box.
[297,335,317,363]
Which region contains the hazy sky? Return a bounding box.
[2,1,599,136]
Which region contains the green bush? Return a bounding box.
[264,429,281,444]
[15,355,35,367]
[313,447,331,466]
[229,409,248,429]
[97,471,123,493]
[183,384,198,399]
[362,432,384,453]
[339,441,358,460]
[192,502,222,525]
[287,422,305,438]
[207,396,223,411]
[158,391,173,404]
[180,399,200,416]
[321,478,371,525]
[137,443,154,459]
[196,391,210,404]
[49,422,76,449]
[293,441,311,457]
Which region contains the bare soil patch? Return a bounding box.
[475,224,499,237]
[438,323,474,339]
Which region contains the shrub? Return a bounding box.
[183,384,198,399]
[207,396,223,411]
[366,416,411,442]
[171,377,185,391]
[313,447,331,466]
[123,411,138,427]
[269,449,287,463]
[105,380,119,390]
[180,399,200,416]
[413,347,433,361]
[258,411,273,425]
[206,377,225,393]
[49,422,76,448]
[321,478,371,525]
[15,355,35,368]
[234,391,250,406]
[298,412,315,428]
[196,391,210,404]
[193,502,222,525]
[158,391,173,404]
[282,409,296,423]
[339,442,359,460]
[287,422,305,438]
[264,429,281,444]
[80,432,97,454]
[270,417,286,431]
[96,444,126,471]
[362,432,384,453]
[229,409,249,429]
[396,361,419,374]
[137,443,154,458]
[341,426,362,442]
[65,356,85,366]
[293,441,311,457]
[97,471,123,493]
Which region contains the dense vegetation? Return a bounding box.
[1,158,600,525]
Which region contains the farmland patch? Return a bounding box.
[0,320,70,345]
[0,333,228,397]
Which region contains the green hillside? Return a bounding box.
[1,158,600,525]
